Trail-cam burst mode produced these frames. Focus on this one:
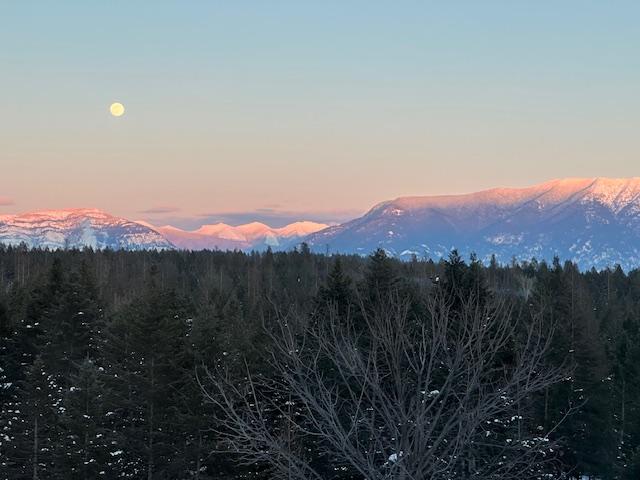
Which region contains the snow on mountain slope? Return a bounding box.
[154,220,328,250]
[8,177,639,268]
[0,208,328,252]
[305,177,640,270]
[0,209,174,250]
[156,225,250,250]
[194,223,247,241]
[275,221,329,237]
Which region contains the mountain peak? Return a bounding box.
[156,220,328,250]
[306,177,640,270]
[380,177,640,213]
[5,208,111,220]
[275,221,330,237]
[0,208,172,250]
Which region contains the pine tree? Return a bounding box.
[104,276,191,479]
[316,257,353,319]
[441,249,466,298]
[41,272,94,378]
[365,248,397,302]
[1,356,64,479]
[612,316,640,479]
[56,358,120,479]
[0,297,15,409]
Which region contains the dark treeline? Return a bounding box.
[0,244,639,479]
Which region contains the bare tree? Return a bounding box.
[202,291,566,479]
[516,273,536,302]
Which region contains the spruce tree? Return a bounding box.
[103,274,191,479]
[365,248,397,302]
[316,257,353,319]
[1,356,64,479]
[56,358,120,479]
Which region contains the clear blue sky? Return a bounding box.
[2,1,639,228]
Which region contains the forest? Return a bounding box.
[1,244,639,479]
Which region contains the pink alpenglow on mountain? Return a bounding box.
[5,177,640,270]
[0,209,173,250]
[0,208,328,252]
[153,220,328,250]
[305,177,640,270]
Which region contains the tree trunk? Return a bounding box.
[544,386,549,430]
[148,358,155,480]
[621,375,626,444]
[32,416,38,480]
[195,431,202,480]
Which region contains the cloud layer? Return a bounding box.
[138,206,181,215]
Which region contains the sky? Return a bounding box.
[2,1,639,229]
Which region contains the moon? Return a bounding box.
[109,102,125,117]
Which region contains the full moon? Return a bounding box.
[109,102,125,117]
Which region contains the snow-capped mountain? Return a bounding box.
[0,208,328,252]
[305,177,640,270]
[0,209,174,250]
[6,177,640,269]
[151,220,328,251]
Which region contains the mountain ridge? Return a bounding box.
[0,208,328,252]
[152,220,328,250]
[3,177,640,269]
[0,208,174,250]
[305,177,640,270]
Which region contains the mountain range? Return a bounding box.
[306,177,640,270]
[0,209,327,252]
[0,209,173,251]
[145,220,328,251]
[2,177,640,270]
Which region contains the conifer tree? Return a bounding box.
[56,358,120,479]
[1,356,64,479]
[316,257,353,319]
[441,249,466,298]
[365,248,397,302]
[104,273,191,479]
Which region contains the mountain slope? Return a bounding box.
[0,208,328,252]
[154,220,328,250]
[0,209,174,250]
[305,177,640,270]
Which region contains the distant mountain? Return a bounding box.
[0,208,328,252]
[150,220,328,251]
[0,209,173,250]
[305,177,640,270]
[6,177,640,270]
